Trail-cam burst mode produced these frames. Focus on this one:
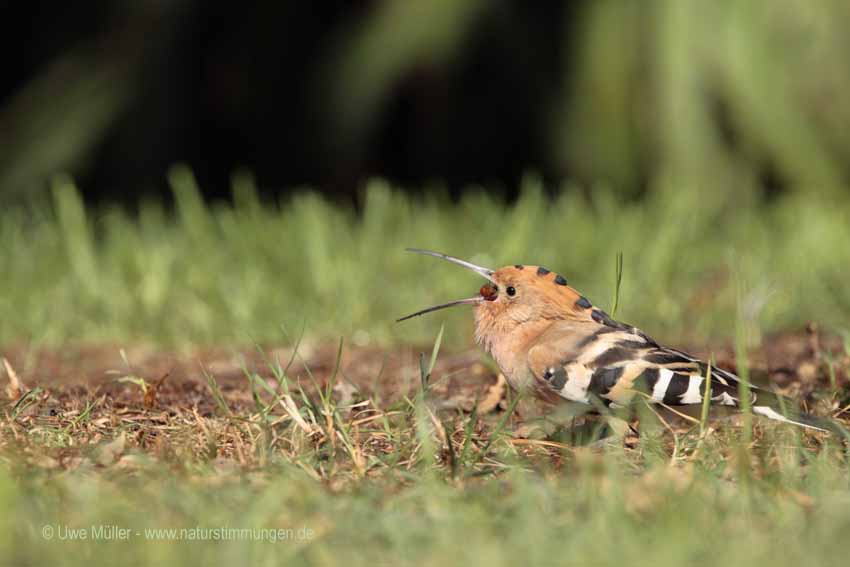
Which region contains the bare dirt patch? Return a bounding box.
[1,326,848,474]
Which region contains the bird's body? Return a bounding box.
[475,264,752,414]
[399,250,834,432]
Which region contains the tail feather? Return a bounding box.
[749,392,846,436]
[751,405,831,433]
[656,366,844,435]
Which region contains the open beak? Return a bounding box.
[396,249,496,322]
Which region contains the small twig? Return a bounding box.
[643,401,682,462]
[509,438,573,451]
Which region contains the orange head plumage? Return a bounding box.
[397,249,595,349]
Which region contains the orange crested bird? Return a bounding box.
[398,248,837,433]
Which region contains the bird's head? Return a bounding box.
[398,249,593,344]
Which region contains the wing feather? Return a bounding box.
[526,320,758,408]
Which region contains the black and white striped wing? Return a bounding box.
[526,319,832,431]
[527,321,752,409]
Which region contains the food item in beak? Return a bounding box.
[480,284,498,301]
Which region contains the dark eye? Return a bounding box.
[506,286,516,297]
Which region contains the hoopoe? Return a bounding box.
[399,249,837,433]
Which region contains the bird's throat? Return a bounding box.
[474,315,554,390]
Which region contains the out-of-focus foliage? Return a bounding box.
[3,1,850,201]
[0,1,168,201]
[1,172,848,347]
[555,0,850,200]
[6,437,850,567]
[324,0,488,144]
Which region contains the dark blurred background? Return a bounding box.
[3,0,850,204]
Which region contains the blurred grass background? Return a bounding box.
[1,171,849,348]
[3,0,850,347]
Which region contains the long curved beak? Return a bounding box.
[396,297,483,322]
[404,248,496,283]
[396,249,496,322]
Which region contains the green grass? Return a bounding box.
[3,172,850,566]
[1,168,850,348]
[3,362,849,567]
[4,452,850,567]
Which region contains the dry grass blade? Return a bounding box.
[509,438,573,451]
[2,357,25,400]
[426,405,447,446]
[632,390,701,425]
[279,394,319,435]
[476,373,506,414]
[144,372,170,409]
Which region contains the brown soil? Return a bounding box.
[1,341,507,416]
[4,325,848,411]
[1,325,848,471]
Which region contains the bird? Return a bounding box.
[398,248,838,434]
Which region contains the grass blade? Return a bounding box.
[611,251,624,317]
